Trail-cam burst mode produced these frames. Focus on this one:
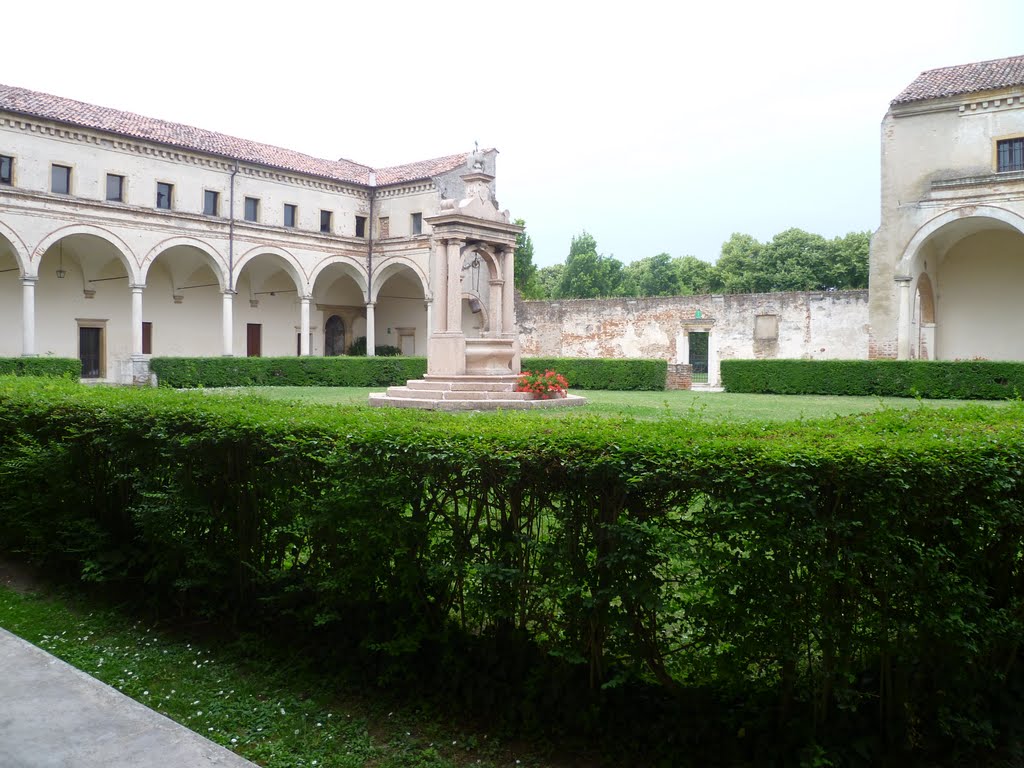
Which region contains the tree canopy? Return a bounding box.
[516,226,871,300]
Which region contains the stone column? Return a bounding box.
[425,299,433,338]
[446,240,463,333]
[20,278,36,360]
[489,279,503,336]
[21,277,37,357]
[130,285,144,357]
[299,296,311,356]
[501,247,515,337]
[222,290,235,356]
[896,276,912,360]
[365,301,376,356]
[432,239,447,334]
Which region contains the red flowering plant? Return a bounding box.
[515,369,569,399]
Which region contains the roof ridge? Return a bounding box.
[0,83,472,187]
[892,53,1024,105]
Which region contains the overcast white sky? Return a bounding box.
[5,0,1023,266]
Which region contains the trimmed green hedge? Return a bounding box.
[0,357,80,378]
[722,358,1024,399]
[150,356,427,388]
[1,377,1022,763]
[522,356,666,390]
[151,355,666,390]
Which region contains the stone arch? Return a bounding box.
[140,236,227,290]
[0,220,31,275]
[896,205,1024,277]
[460,242,500,282]
[234,245,306,294]
[32,224,139,282]
[370,257,429,303]
[310,255,368,298]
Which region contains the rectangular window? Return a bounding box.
[203,190,220,216]
[355,215,367,238]
[142,321,153,355]
[156,182,173,210]
[0,155,12,185]
[411,212,423,235]
[997,138,1024,173]
[284,203,297,228]
[244,197,259,222]
[320,210,332,233]
[51,164,71,194]
[106,174,124,202]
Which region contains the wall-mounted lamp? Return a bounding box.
[56,241,67,279]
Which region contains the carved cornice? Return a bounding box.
[375,182,435,199]
[958,94,1024,116]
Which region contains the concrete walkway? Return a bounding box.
[0,628,258,768]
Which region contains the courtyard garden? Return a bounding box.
[1,375,1023,767]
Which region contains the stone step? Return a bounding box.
[368,393,588,411]
[406,380,516,393]
[383,387,534,401]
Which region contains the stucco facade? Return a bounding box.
[0,84,503,382]
[870,54,1024,361]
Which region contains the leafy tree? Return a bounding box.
[759,228,831,292]
[557,231,624,299]
[512,218,541,299]
[621,253,681,297]
[534,264,565,300]
[825,231,871,290]
[716,233,763,294]
[675,255,722,295]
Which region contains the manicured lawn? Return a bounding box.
[215,386,1011,422]
[0,581,554,768]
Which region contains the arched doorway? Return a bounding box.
[898,210,1024,361]
[325,315,345,356]
[912,272,936,360]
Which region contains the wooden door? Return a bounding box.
[79,327,102,378]
[246,323,262,357]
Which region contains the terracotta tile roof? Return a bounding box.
[893,54,1024,104]
[375,153,473,186]
[0,83,470,187]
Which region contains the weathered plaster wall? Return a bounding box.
[517,291,869,386]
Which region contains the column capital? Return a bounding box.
[130,283,145,291]
[365,300,376,308]
[894,275,912,284]
[223,289,238,297]
[489,278,505,287]
[300,294,313,303]
[20,275,38,285]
